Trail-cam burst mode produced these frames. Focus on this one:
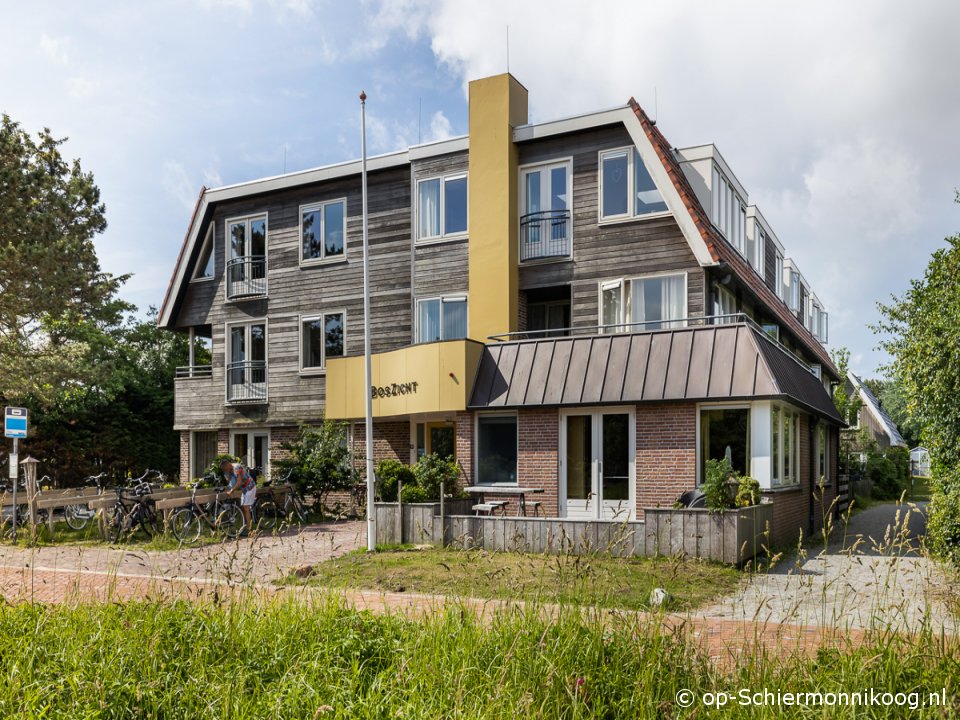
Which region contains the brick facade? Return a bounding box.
[179,432,190,484]
[455,411,474,486]
[351,421,409,479]
[635,403,698,518]
[516,408,559,516]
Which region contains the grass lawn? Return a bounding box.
[293,546,742,611]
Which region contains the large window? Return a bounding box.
[416,296,467,343]
[476,415,518,484]
[714,285,737,323]
[418,174,467,241]
[816,423,828,484]
[300,311,345,372]
[599,148,667,220]
[226,320,267,403]
[528,300,570,337]
[191,431,218,480]
[193,224,215,280]
[771,405,800,486]
[700,407,751,481]
[225,214,267,299]
[301,199,345,263]
[600,273,686,332]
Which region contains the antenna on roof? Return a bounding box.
[506,24,510,73]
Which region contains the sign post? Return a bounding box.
[5,408,28,539]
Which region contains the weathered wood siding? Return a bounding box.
[517,125,705,330]
[173,166,413,429]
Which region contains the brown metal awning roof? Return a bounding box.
[468,324,844,424]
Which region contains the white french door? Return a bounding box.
[560,408,635,520]
[230,430,270,477]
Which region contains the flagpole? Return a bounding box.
[360,90,376,552]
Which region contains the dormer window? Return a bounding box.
[711,167,746,255]
[599,148,667,221]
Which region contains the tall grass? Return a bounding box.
[0,593,956,718]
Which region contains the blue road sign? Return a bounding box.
[4,407,28,439]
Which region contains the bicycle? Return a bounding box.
[254,468,308,531]
[1,475,53,530]
[64,472,108,530]
[102,470,164,543]
[169,480,244,544]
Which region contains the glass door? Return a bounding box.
[231,431,270,477]
[561,409,635,520]
[520,162,571,261]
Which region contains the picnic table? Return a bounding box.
[464,484,544,516]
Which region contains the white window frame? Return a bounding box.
[696,402,752,485]
[519,158,574,262]
[416,173,468,244]
[597,271,688,333]
[714,284,737,323]
[224,318,269,404]
[223,212,269,301]
[229,428,271,478]
[770,402,801,488]
[415,294,468,343]
[816,422,829,485]
[299,198,347,266]
[775,252,785,300]
[192,222,215,282]
[299,310,346,375]
[474,411,520,486]
[597,147,670,224]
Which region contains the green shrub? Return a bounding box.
[412,453,461,502]
[375,459,415,502]
[927,465,960,564]
[200,454,239,486]
[734,476,760,507]
[399,485,430,504]
[867,452,902,500]
[702,457,736,512]
[273,420,352,512]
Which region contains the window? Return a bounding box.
[528,300,570,337]
[816,423,828,484]
[193,224,215,280]
[301,199,346,263]
[477,415,517,484]
[599,148,667,220]
[225,214,267,299]
[300,311,345,372]
[748,223,765,276]
[191,431,218,480]
[520,161,572,261]
[819,312,829,343]
[416,296,467,342]
[415,421,455,460]
[600,273,686,332]
[775,252,785,300]
[711,168,747,255]
[417,174,467,241]
[226,321,267,403]
[789,271,800,312]
[771,405,800,486]
[714,285,737,323]
[231,430,270,478]
[700,407,751,480]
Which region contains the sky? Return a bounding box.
[3,0,959,377]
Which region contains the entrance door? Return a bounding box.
[561,409,635,520]
[414,421,456,461]
[231,431,270,477]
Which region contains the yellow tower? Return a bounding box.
[467,73,529,341]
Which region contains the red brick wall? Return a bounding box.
[515,408,559,516]
[635,403,698,518]
[217,429,229,456]
[269,426,298,467]
[351,421,409,479]
[455,411,474,486]
[179,432,190,484]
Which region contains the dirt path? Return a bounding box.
[698,501,958,632]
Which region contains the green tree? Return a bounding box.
[274,421,352,513]
[876,209,960,561]
[0,115,129,404]
[830,347,861,425]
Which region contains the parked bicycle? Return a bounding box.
[170,479,244,544]
[64,472,108,531]
[102,470,164,543]
[253,468,308,531]
[0,475,53,531]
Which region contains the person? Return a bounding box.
[221,458,256,535]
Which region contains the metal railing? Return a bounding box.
[175,365,213,379]
[520,210,571,262]
[226,255,266,299]
[488,314,816,375]
[226,360,267,403]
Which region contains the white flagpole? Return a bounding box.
[360,90,376,552]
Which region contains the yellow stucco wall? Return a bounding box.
[467,73,528,341]
[325,340,485,419]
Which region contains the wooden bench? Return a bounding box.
[473,500,507,516]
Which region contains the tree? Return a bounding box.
[876,208,960,561]
[831,347,863,472]
[861,376,922,448]
[274,421,352,513]
[0,115,129,404]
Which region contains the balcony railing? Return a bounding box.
[520,210,571,262]
[226,361,267,403]
[226,255,267,299]
[175,365,213,379]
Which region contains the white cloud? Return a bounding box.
[39,33,68,66]
[426,110,453,142]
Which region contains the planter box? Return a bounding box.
[643,502,774,565]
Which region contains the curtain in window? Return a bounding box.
[661,274,685,328]
[601,283,622,333]
[442,298,467,339]
[418,180,441,238]
[418,299,440,342]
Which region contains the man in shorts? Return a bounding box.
[221,459,256,535]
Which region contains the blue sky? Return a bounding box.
[3,0,959,377]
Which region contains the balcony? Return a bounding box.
[175,365,212,379]
[226,255,266,299]
[520,210,571,262]
[226,361,267,404]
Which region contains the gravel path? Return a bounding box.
[698,501,957,632]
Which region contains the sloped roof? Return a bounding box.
[627,100,838,380]
[469,323,844,424]
[849,372,907,447]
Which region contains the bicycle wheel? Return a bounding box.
[289,495,307,524]
[216,503,244,539]
[64,504,91,531]
[170,507,202,544]
[108,511,130,544]
[253,497,279,531]
[138,507,161,538]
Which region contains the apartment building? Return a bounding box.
[159,73,844,544]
